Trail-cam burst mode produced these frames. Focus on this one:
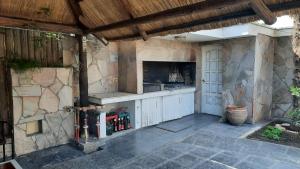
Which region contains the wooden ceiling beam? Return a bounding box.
[87,0,241,33]
[67,0,88,31]
[118,0,148,41]
[250,0,277,25]
[67,0,83,21]
[107,0,300,41]
[67,0,108,45]
[0,16,82,34]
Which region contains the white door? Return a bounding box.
[201,45,223,116]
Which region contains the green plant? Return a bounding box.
[287,86,300,126]
[33,32,64,48]
[37,7,51,16]
[8,58,41,73]
[44,32,63,40]
[289,86,300,97]
[286,108,300,126]
[262,126,282,141]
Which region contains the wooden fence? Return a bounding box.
[0,28,63,66]
[0,28,64,160]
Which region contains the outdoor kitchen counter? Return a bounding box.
[89,87,196,105]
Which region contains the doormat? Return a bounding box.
[156,118,193,132]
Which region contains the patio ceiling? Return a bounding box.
[0,0,300,43]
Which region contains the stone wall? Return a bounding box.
[62,36,79,98]
[253,34,275,122]
[272,37,295,118]
[197,36,294,121]
[12,68,73,155]
[86,36,118,94]
[63,35,118,96]
[221,37,256,121]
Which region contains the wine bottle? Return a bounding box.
[121,118,124,130]
[128,116,131,129]
[118,118,121,131]
[114,118,117,132]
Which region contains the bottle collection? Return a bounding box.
[106,111,131,136]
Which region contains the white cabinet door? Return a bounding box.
[162,95,180,121]
[141,97,162,127]
[180,93,195,117]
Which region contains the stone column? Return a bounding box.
[253,34,275,122]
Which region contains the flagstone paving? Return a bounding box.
[17,114,300,169]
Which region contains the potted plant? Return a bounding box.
[226,105,247,125]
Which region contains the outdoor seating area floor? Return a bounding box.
[16,114,300,169]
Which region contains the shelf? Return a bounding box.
[89,87,196,105]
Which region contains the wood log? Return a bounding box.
[67,0,109,45]
[107,0,300,41]
[67,0,87,31]
[77,35,89,107]
[0,16,82,34]
[250,0,277,25]
[87,0,241,33]
[118,0,148,41]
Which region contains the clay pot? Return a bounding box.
[226,105,247,125]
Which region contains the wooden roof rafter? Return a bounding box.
[0,0,300,42]
[87,0,242,34]
[118,0,148,41]
[250,0,277,25]
[0,15,82,34]
[67,0,109,45]
[67,0,84,27]
[106,0,300,41]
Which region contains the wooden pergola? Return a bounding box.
[1,0,300,106]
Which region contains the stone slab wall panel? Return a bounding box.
[12,68,74,156]
[272,37,295,118]
[253,34,275,122]
[221,37,256,121]
[62,35,118,96]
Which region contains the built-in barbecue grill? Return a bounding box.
[143,61,195,93]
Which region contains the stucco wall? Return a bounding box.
[11,68,73,155]
[118,39,200,94]
[136,39,197,62]
[272,37,295,118]
[118,41,138,93]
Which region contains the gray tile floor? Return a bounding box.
[16,114,300,169]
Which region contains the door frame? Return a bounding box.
[200,45,223,116]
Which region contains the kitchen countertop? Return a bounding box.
[89,87,196,105]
